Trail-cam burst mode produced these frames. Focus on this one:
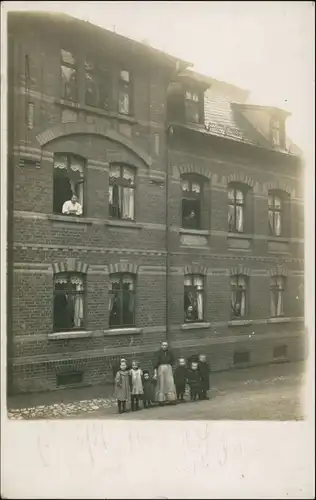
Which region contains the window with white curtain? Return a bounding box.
[184,275,205,322]
[109,164,135,221]
[53,154,85,215]
[118,69,132,115]
[228,186,245,233]
[109,273,135,328]
[231,275,248,318]
[268,192,282,236]
[53,273,85,332]
[270,276,285,317]
[85,59,111,110]
[61,49,77,101]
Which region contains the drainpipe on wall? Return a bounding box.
[165,60,182,345]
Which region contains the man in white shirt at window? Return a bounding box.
[62,194,82,216]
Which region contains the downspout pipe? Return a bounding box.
[165,60,183,345]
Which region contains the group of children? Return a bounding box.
[113,354,210,414]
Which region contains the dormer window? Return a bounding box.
[185,89,201,124]
[270,118,282,147]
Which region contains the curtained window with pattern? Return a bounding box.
[53,273,85,332]
[109,164,135,221]
[270,276,285,317]
[53,154,85,215]
[109,273,136,328]
[184,275,205,322]
[231,275,248,318]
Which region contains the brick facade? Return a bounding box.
[7,12,305,394]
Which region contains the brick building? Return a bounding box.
[7,12,305,394]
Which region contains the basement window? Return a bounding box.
[57,371,84,387]
[233,351,250,365]
[273,345,287,358]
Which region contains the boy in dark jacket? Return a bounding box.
[198,354,210,400]
[187,360,202,401]
[142,370,155,408]
[174,357,188,402]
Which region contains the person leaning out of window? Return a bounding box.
[62,193,83,216]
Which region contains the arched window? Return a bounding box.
[184,275,205,322]
[270,276,285,317]
[231,275,248,318]
[109,164,135,221]
[181,175,204,229]
[228,185,246,233]
[53,154,85,215]
[109,273,136,328]
[53,273,85,332]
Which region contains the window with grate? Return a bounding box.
[109,273,136,328]
[57,371,84,387]
[109,164,135,221]
[184,275,205,322]
[233,351,250,365]
[53,154,85,215]
[53,273,85,332]
[273,345,287,358]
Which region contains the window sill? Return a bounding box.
[181,322,210,330]
[268,236,290,243]
[267,317,292,324]
[105,327,143,336]
[56,98,137,124]
[180,228,210,236]
[48,331,92,340]
[48,214,93,225]
[228,319,253,326]
[227,233,253,240]
[106,219,143,229]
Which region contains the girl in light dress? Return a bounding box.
[129,360,144,411]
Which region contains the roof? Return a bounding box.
[8,11,192,70]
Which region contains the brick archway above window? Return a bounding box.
[108,262,138,275]
[230,266,251,276]
[177,164,212,180]
[36,123,152,168]
[225,173,255,188]
[184,264,207,276]
[264,181,293,197]
[270,266,288,277]
[52,258,89,274]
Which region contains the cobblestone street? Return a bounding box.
[7,361,306,421]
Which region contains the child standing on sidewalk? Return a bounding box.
[174,357,188,402]
[142,370,155,408]
[198,354,210,400]
[114,359,130,414]
[129,360,143,411]
[187,360,202,401]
